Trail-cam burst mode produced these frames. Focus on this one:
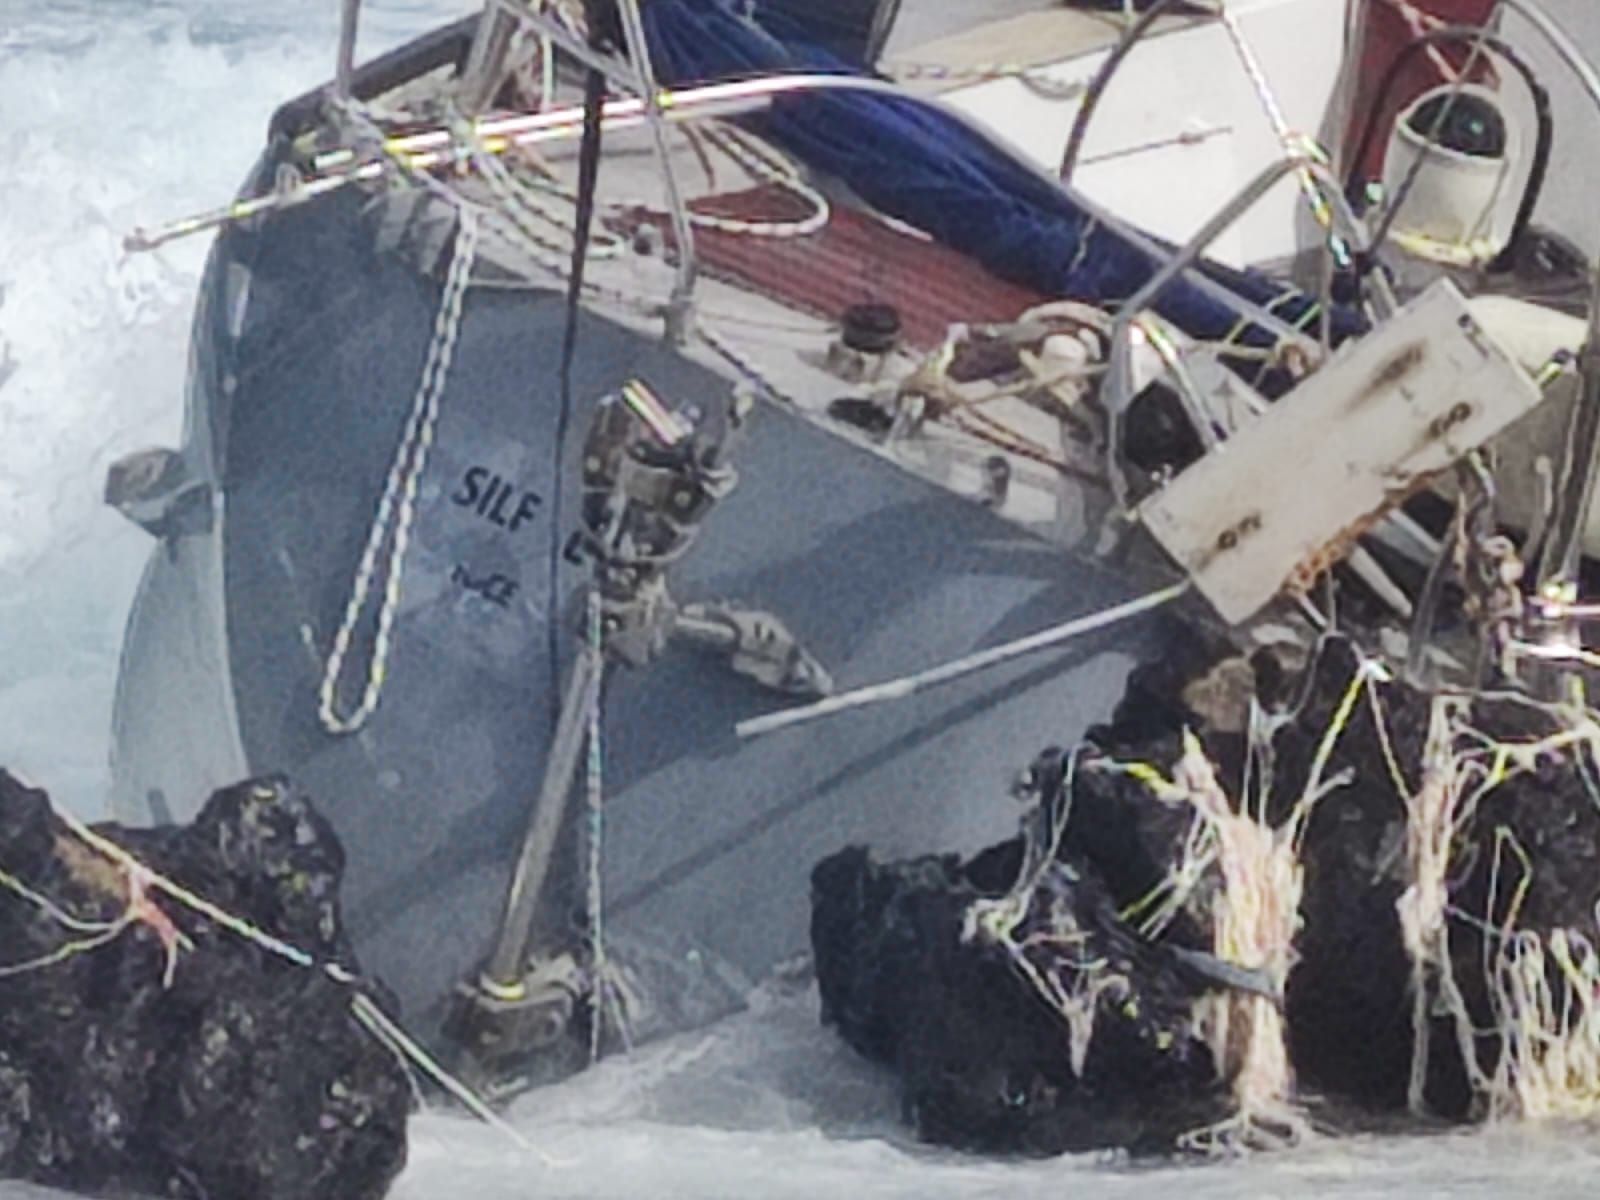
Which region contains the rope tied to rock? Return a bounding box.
[0,856,193,986]
[1381,680,1600,1120]
[962,747,1135,1078]
[1092,654,1386,1152]
[0,787,561,1164]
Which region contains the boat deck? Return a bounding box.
[450,123,1118,550]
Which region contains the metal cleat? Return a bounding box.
[675,602,834,698]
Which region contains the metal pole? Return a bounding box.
[614,0,699,344]
[1110,156,1378,345]
[483,633,605,988]
[478,1,1331,350]
[335,0,361,99]
[135,61,1355,353]
[461,4,521,115]
[1061,0,1215,184]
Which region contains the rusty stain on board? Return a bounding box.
[1350,341,1427,410]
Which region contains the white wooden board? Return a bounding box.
[1140,279,1545,625]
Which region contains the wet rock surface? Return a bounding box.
[811,629,1600,1152]
[811,838,1227,1155]
[0,771,409,1199]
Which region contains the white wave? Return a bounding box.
[0,2,462,811]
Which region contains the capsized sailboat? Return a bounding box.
[105,0,1600,1091]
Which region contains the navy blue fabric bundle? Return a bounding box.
[640,0,1365,373]
[743,0,893,67]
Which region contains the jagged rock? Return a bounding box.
[1046,636,1421,1111]
[1058,637,1473,1115]
[811,834,1228,1155]
[1407,689,1600,1118]
[812,627,1600,1151]
[0,771,409,1199]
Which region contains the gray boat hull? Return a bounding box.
[111,157,1163,1045]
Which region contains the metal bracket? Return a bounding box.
[444,953,587,1090]
[454,378,758,1078]
[675,602,834,698]
[104,448,213,540]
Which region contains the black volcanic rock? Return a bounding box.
[811,630,1600,1151]
[0,771,409,1199]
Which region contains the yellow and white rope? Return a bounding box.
[1215,1,1348,263]
[317,204,480,735]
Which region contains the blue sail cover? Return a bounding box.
[640,0,1365,376]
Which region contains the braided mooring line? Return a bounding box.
[317,205,480,735]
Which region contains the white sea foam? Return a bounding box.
[0,1,458,812]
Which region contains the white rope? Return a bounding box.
[1215,2,1346,258]
[1165,733,1311,1153]
[487,119,828,243]
[683,124,831,240]
[886,61,1086,102]
[349,993,555,1158]
[1218,4,1298,155]
[736,579,1191,739]
[317,205,480,735]
[458,107,629,264]
[582,586,616,1062]
[0,861,123,934]
[490,115,827,243]
[0,923,129,979]
[413,147,679,344]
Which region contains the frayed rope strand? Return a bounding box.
[0,857,193,986]
[1097,657,1382,1153]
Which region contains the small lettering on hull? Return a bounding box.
[452,466,543,533]
[451,564,519,609]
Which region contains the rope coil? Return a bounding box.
[684,123,831,239]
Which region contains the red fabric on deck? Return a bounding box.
[627,187,1050,348]
[1343,0,1500,180]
